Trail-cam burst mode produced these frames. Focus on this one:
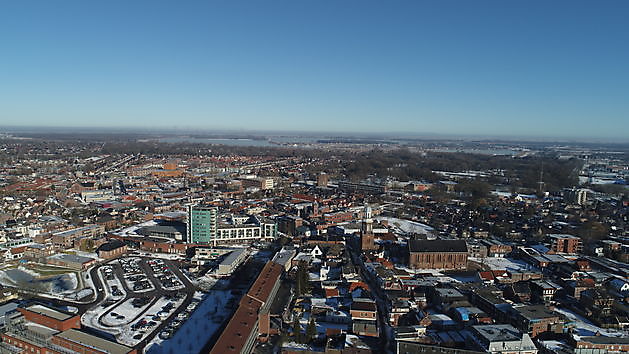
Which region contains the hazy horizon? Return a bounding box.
[3,124,629,145]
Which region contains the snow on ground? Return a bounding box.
[117,295,183,347]
[282,342,310,351]
[70,249,101,261]
[17,265,41,277]
[104,275,125,300]
[0,271,17,287]
[469,257,536,272]
[376,216,434,236]
[539,340,572,352]
[53,272,79,294]
[102,297,152,326]
[135,251,186,261]
[145,290,234,354]
[192,275,218,291]
[69,288,94,301]
[554,307,627,338]
[0,265,83,299]
[115,220,158,237]
[83,302,121,333]
[393,265,447,277]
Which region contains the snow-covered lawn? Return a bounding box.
[376,216,434,236]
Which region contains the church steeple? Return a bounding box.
[360,204,376,251]
[362,204,373,234]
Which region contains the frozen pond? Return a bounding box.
[1,268,77,293]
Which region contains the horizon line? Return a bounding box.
[1,124,628,145]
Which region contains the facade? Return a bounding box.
[215,216,277,246]
[51,224,105,248]
[187,206,276,246]
[24,243,55,259]
[549,234,583,254]
[408,239,468,270]
[573,336,629,352]
[482,239,513,257]
[317,172,329,187]
[186,204,218,244]
[241,177,274,190]
[565,188,589,206]
[350,299,378,321]
[96,239,128,259]
[511,305,563,338]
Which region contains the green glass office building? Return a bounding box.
[187,204,218,244]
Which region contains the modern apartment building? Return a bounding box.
[215,215,277,245]
[187,205,276,246]
[548,234,583,254]
[186,204,218,244]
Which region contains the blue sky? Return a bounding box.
[0,1,628,139]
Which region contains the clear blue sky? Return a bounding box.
[1,1,628,139]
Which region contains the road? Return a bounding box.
[347,238,394,354]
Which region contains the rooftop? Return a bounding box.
[24,304,74,321]
[56,329,133,354]
[409,239,468,253]
[514,305,559,320]
[472,324,522,342]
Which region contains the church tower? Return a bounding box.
[360,204,376,251]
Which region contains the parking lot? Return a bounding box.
[119,258,154,292]
[146,259,184,290]
[81,255,198,349]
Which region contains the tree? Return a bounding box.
[577,221,608,243]
[295,261,311,296]
[292,316,302,343]
[306,317,317,343]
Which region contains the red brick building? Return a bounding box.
[408,240,468,270]
[574,336,629,352]
[96,240,128,259]
[210,261,283,354]
[548,234,582,254]
[18,304,80,331]
[350,300,378,321]
[52,329,136,354]
[3,304,135,354]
